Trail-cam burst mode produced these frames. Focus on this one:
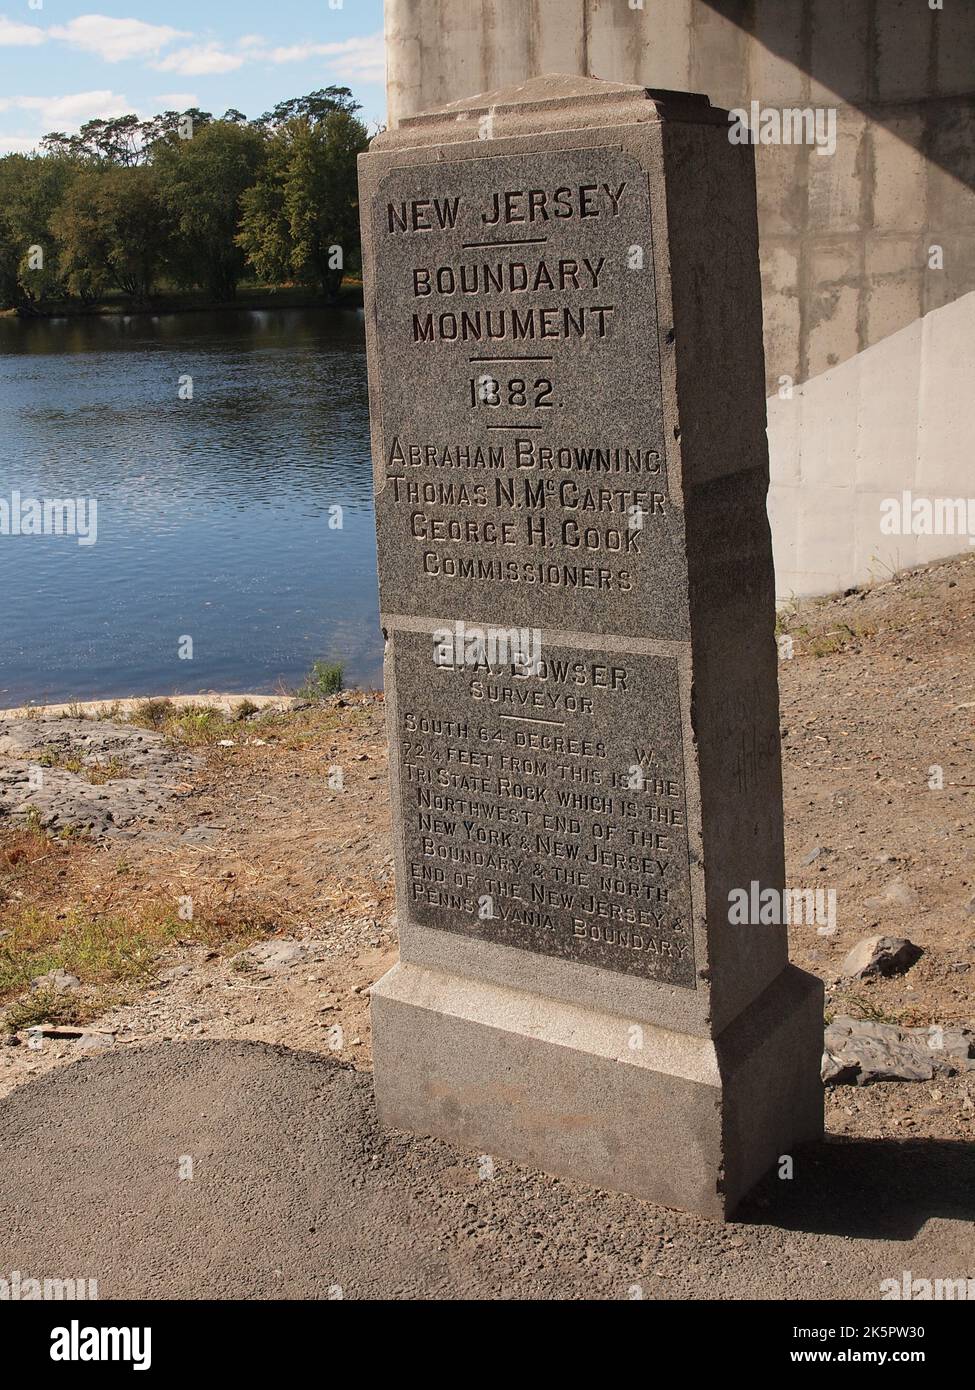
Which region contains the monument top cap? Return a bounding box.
[378,73,720,147]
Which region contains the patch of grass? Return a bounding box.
[807,620,877,658]
[0,820,52,905]
[775,600,881,659]
[241,701,371,752]
[0,892,279,1032]
[809,631,846,658]
[84,758,132,784]
[0,904,183,1001]
[187,904,282,951]
[243,709,297,738]
[29,747,132,783]
[129,697,173,730]
[161,706,227,747]
[774,598,800,636]
[21,807,46,837]
[11,808,79,843]
[4,988,84,1032]
[34,747,85,774]
[296,659,344,701]
[0,809,284,1033]
[95,701,123,722]
[129,699,230,747]
[840,993,901,1026]
[233,698,260,721]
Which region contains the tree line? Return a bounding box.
[0,88,369,312]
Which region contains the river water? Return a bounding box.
[0,308,382,706]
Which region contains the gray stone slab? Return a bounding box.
[370,144,685,638]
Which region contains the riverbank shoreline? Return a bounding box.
[0,692,304,720]
[1,282,364,320]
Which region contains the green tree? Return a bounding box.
[52,165,169,303]
[139,109,214,152]
[42,115,145,166]
[0,153,76,308]
[42,111,215,166]
[237,109,368,302]
[255,86,359,131]
[153,121,266,300]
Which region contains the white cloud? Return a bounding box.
[0,135,45,154]
[0,15,45,46]
[153,43,245,76]
[49,14,188,62]
[18,89,133,123]
[154,92,199,109]
[267,32,385,83]
[0,89,134,144]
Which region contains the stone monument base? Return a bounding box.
[371,962,823,1219]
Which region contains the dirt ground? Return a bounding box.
[0,553,973,1173]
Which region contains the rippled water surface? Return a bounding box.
[0,308,381,706]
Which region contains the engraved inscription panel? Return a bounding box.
[393,632,695,984]
[372,149,688,639]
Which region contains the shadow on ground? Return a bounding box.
[742,1137,975,1241]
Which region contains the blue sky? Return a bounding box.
[0,0,386,152]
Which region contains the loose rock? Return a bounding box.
[823,1015,975,1086]
[30,968,81,993]
[864,879,917,910]
[841,935,923,979]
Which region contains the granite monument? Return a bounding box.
[359,75,823,1218]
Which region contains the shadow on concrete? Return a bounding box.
[699,0,975,203]
[700,0,975,381]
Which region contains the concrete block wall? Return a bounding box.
[384,0,975,597]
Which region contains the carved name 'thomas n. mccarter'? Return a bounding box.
[359,76,823,1219]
